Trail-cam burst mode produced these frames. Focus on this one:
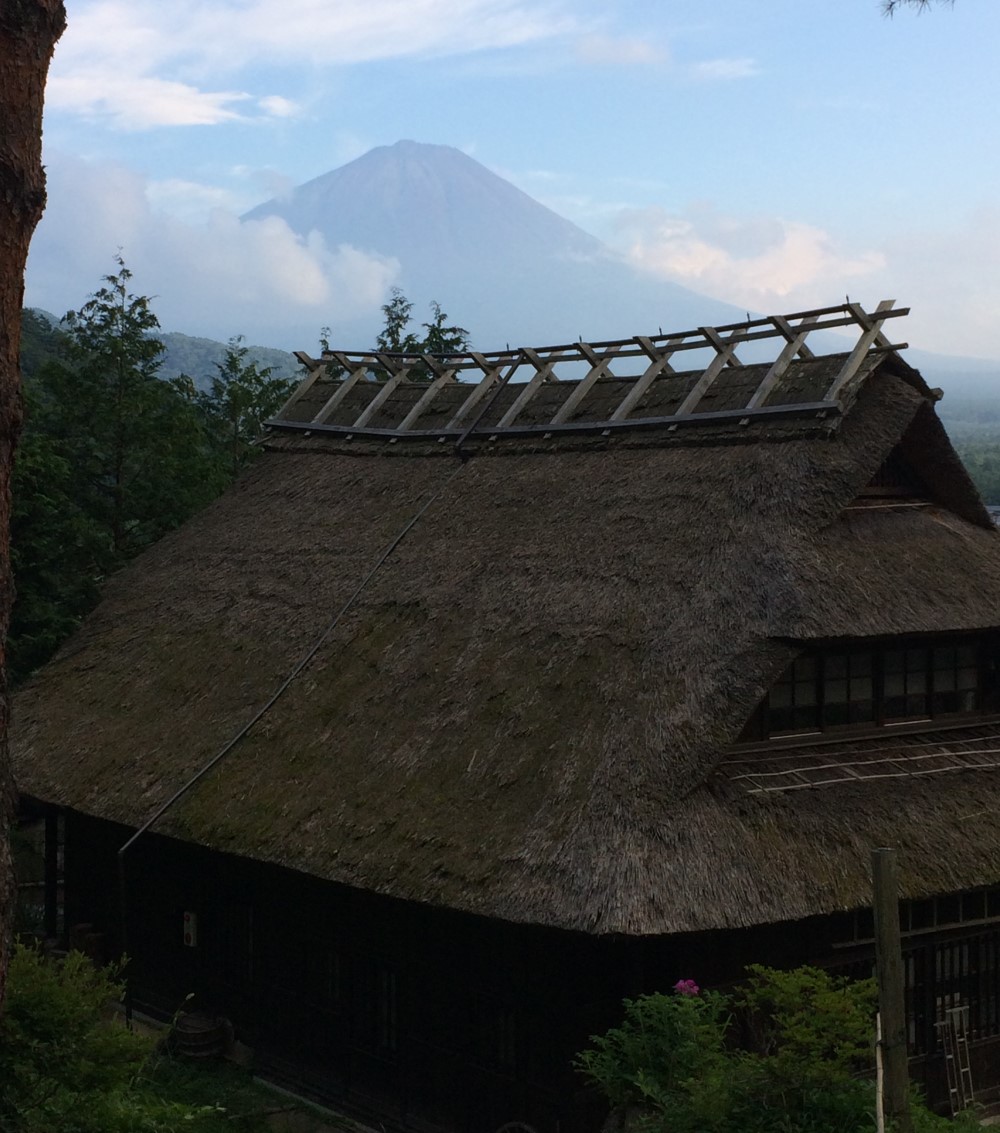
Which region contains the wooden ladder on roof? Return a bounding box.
[274,299,910,441]
[936,1004,975,1115]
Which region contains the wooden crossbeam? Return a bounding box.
[634,334,678,373]
[771,314,816,360]
[672,327,744,417]
[311,355,374,424]
[746,315,820,410]
[446,352,520,430]
[823,299,897,403]
[294,302,908,388]
[273,351,321,421]
[277,300,910,437]
[495,347,561,429]
[550,341,617,425]
[266,398,840,442]
[610,336,684,421]
[396,357,461,431]
[848,301,893,350]
[702,325,744,367]
[352,354,416,428]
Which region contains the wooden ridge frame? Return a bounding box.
[273,300,908,441]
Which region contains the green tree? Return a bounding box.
[36,256,223,563]
[9,424,102,683]
[376,287,418,354]
[9,260,228,680]
[0,942,241,1132]
[421,299,471,358]
[19,310,67,383]
[373,288,471,382]
[883,0,953,13]
[576,966,966,1133]
[198,335,294,479]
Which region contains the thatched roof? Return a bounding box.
[13,308,1000,936]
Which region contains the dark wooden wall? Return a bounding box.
[54,809,1000,1130]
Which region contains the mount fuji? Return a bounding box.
[242,140,748,351]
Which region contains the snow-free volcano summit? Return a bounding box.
[242,140,745,350]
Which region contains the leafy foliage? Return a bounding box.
[11,262,259,682]
[577,965,969,1133]
[738,964,877,1090]
[576,987,735,1133]
[9,424,103,680]
[373,287,470,380]
[197,336,293,478]
[0,942,300,1132]
[376,287,418,354]
[18,310,67,382]
[30,256,226,563]
[0,944,192,1132]
[883,0,953,14]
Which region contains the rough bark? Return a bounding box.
[0,0,67,1007]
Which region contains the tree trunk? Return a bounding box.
[0,0,67,1008]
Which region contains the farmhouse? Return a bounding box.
[14,301,1000,1131]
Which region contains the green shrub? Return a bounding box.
[577,965,970,1133]
[0,943,210,1132]
[576,985,735,1131]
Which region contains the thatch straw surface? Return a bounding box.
[13,354,1000,934]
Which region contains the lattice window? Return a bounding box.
[751,635,995,740]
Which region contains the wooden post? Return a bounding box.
[872,848,913,1133]
[43,808,59,939]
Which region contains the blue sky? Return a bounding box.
[24,0,1000,358]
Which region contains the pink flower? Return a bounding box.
[673,978,700,996]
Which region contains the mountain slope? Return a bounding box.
[242,140,749,350]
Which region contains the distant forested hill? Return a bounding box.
[21,309,68,380]
[25,310,302,390]
[937,395,1000,505]
[157,332,301,389]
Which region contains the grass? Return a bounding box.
[134,1054,358,1131]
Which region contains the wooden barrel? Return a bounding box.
[171,1011,228,1060]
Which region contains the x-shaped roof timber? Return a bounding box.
[269,300,908,443]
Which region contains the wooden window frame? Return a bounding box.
[746,633,998,741]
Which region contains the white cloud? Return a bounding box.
[146,178,245,220]
[877,206,1000,358]
[49,0,578,129]
[47,72,251,128]
[688,57,758,81]
[608,200,1000,358]
[613,204,885,312]
[575,34,667,66]
[256,95,300,119]
[25,153,398,344]
[230,167,297,205]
